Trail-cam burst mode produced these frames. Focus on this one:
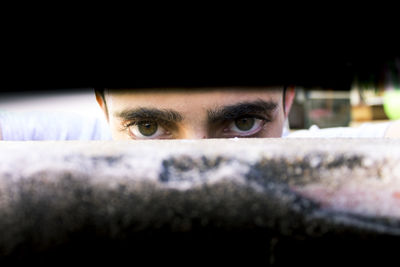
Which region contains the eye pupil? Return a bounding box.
[138,121,158,136]
[234,118,255,131]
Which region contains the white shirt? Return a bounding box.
[284,122,392,138]
[0,111,112,141]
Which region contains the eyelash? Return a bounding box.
[235,114,269,122]
[222,115,270,136]
[123,119,169,129]
[122,114,271,138]
[123,119,173,138]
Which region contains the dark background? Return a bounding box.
[2,35,398,92]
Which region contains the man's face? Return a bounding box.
[97,88,294,140]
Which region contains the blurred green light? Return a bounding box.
[383,90,400,120]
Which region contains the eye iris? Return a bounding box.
[234,118,255,131]
[138,121,158,136]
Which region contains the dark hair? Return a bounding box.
[94,88,106,102]
[282,86,287,114]
[94,88,108,116]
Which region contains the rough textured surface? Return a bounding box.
[0,139,400,265]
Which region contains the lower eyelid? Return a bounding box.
[129,123,174,139]
[241,121,263,133]
[223,119,267,136]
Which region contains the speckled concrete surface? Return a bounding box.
[0,139,400,265]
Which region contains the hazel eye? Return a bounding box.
[225,117,265,136]
[127,120,169,139]
[234,118,255,131]
[137,121,158,136]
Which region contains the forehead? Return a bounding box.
[107,88,283,110]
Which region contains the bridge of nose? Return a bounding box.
[179,124,209,139]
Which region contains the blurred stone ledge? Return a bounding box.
[0,139,400,265]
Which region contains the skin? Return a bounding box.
[96,87,296,140]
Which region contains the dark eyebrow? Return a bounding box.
[207,99,278,123]
[115,108,183,122]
